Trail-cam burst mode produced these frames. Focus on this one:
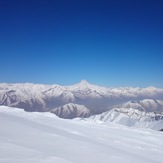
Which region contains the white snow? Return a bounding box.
[0,106,163,163]
[89,107,163,130]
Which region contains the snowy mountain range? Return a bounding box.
[0,80,163,119]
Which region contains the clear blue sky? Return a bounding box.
[0,0,163,87]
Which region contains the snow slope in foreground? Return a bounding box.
[0,106,163,163]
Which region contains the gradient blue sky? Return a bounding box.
[0,0,163,87]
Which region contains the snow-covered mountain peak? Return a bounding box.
[67,80,97,90]
[76,80,91,88]
[79,79,89,84]
[70,80,108,92]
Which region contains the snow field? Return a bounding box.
[0,106,163,163]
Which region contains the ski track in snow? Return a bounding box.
[0,106,163,163]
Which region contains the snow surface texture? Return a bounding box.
[0,106,163,163]
[0,80,163,118]
[89,108,163,130]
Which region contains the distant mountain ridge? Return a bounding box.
[110,99,163,112]
[0,80,163,118]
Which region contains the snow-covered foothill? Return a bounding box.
[50,103,91,118]
[89,107,163,130]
